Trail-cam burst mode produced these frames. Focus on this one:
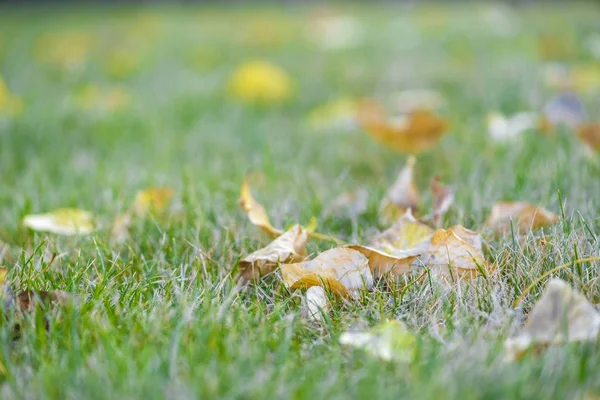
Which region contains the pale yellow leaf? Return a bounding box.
[133,187,174,217]
[370,210,434,255]
[340,320,416,362]
[505,279,600,361]
[23,208,95,236]
[348,245,418,277]
[358,100,447,153]
[229,60,293,104]
[303,286,330,323]
[239,225,308,282]
[238,176,282,238]
[380,156,421,224]
[487,201,559,234]
[280,247,373,297]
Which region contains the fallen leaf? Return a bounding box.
[0,75,24,117]
[348,245,418,277]
[13,290,73,312]
[418,227,489,283]
[370,210,434,255]
[23,208,95,236]
[430,175,454,226]
[238,176,282,237]
[380,156,421,224]
[133,187,174,217]
[487,201,559,234]
[505,279,600,361]
[280,247,373,297]
[576,123,600,151]
[110,212,133,244]
[487,112,539,142]
[358,100,447,153]
[307,97,360,131]
[239,225,308,282]
[229,60,293,104]
[340,320,416,361]
[303,286,330,323]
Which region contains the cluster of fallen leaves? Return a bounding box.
[230,156,584,362]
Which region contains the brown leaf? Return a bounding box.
[430,175,454,226]
[239,225,308,282]
[577,122,600,151]
[280,247,373,297]
[380,156,421,224]
[358,100,447,153]
[487,201,559,234]
[238,175,282,238]
[505,279,600,361]
[13,290,73,312]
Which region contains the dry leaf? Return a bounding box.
[380,156,421,224]
[418,227,489,283]
[487,112,539,142]
[487,201,559,234]
[340,320,416,362]
[133,187,174,217]
[280,247,373,297]
[13,290,73,312]
[430,175,454,226]
[348,245,418,277]
[505,279,600,361]
[358,100,447,153]
[239,176,282,237]
[370,210,434,255]
[307,97,360,132]
[577,123,600,151]
[23,208,95,236]
[239,225,308,282]
[303,286,330,323]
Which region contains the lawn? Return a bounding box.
[1,3,600,399]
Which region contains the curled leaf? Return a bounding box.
[23,208,95,236]
[239,225,308,282]
[280,247,373,297]
[340,320,416,362]
[506,279,600,361]
[370,210,434,255]
[238,176,282,238]
[348,245,418,277]
[303,286,330,323]
[487,201,559,234]
[358,100,447,153]
[380,156,421,224]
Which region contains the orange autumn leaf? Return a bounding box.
[358,100,447,153]
[487,202,559,234]
[238,175,282,238]
[576,122,600,151]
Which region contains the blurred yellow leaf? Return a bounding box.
[430,175,454,227]
[348,245,418,277]
[487,201,559,234]
[238,176,282,238]
[340,320,416,362]
[280,247,373,297]
[307,97,359,131]
[505,279,600,361]
[133,187,174,217]
[358,100,447,153]
[23,208,95,236]
[229,60,293,104]
[0,76,24,117]
[239,224,308,282]
[380,156,421,224]
[371,210,433,255]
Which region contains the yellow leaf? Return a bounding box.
[229,60,293,104]
[303,286,330,323]
[340,320,416,362]
[110,212,133,244]
[370,210,434,255]
[358,100,447,153]
[380,156,421,224]
[0,76,24,117]
[419,227,490,283]
[307,97,359,131]
[430,175,454,226]
[280,247,373,297]
[505,279,600,361]
[487,201,559,234]
[239,225,308,282]
[348,245,418,277]
[238,176,282,238]
[23,208,95,236]
[133,187,174,217]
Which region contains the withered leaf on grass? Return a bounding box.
[11,290,73,313]
[133,187,174,217]
[487,201,559,234]
[577,122,600,152]
[280,247,373,297]
[239,224,308,282]
[348,245,418,277]
[303,286,330,323]
[340,320,416,362]
[430,175,454,227]
[239,176,282,238]
[23,208,95,236]
[370,210,433,254]
[418,226,490,284]
[505,279,600,361]
[357,100,447,153]
[380,156,421,224]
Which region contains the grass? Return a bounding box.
[1,3,600,399]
